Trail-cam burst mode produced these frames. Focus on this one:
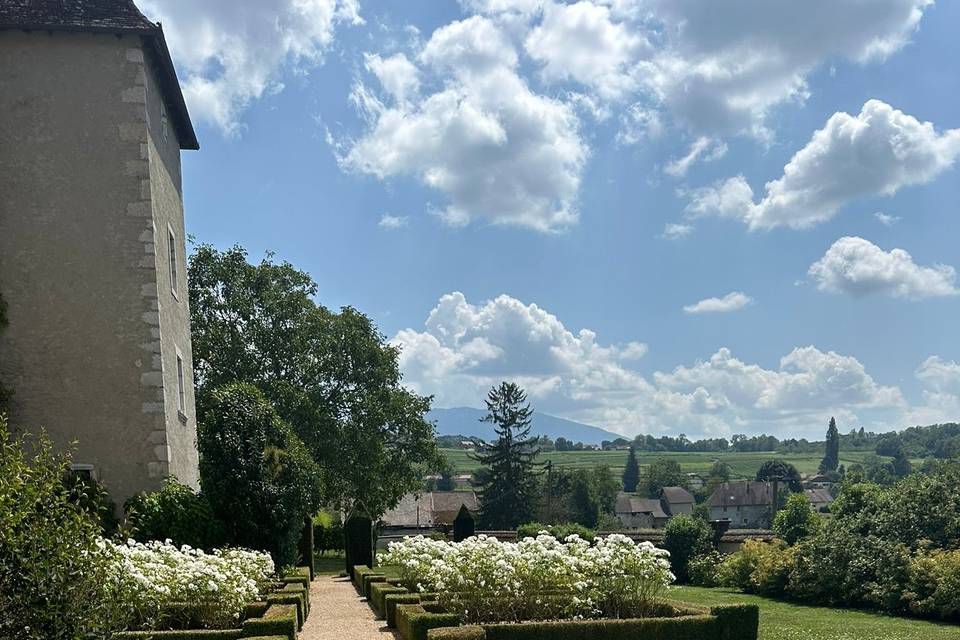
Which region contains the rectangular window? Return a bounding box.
[176,353,185,413]
[168,226,178,298]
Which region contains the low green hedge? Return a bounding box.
[386,593,425,627]
[243,602,270,620]
[265,593,304,629]
[363,573,388,598]
[396,604,462,640]
[417,602,759,640]
[352,565,381,594]
[371,583,409,618]
[113,631,243,640]
[240,604,298,640]
[282,581,310,613]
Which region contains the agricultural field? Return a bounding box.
[671,586,958,640]
[440,447,885,480]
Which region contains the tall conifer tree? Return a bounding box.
[819,417,840,474]
[472,382,542,529]
[622,445,641,492]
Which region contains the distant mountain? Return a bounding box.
[428,406,621,445]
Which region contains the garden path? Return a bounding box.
[302,575,399,640]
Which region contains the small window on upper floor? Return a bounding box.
[168,225,178,299]
[176,351,186,415]
[161,103,169,142]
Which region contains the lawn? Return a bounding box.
[314,552,347,576]
[671,586,958,640]
[440,448,885,479]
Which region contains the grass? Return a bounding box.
[314,551,346,576]
[671,586,959,640]
[440,448,887,479]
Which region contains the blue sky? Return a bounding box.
[143,0,959,440]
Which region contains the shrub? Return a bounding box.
[108,539,274,629]
[345,515,375,573]
[719,540,771,592]
[662,515,713,583]
[772,493,821,545]
[126,477,226,549]
[0,415,124,639]
[382,533,674,623]
[687,551,724,587]
[198,383,322,566]
[906,550,960,620]
[313,510,345,556]
[749,543,797,597]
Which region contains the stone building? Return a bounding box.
[0,0,200,507]
[706,481,774,529]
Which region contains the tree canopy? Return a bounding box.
[622,446,640,492]
[756,459,802,493]
[189,244,440,519]
[819,417,840,474]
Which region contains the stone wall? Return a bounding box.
[0,30,199,505]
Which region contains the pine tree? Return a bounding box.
[471,382,542,529]
[819,417,840,474]
[622,445,641,492]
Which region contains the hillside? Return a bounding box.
[428,406,621,445]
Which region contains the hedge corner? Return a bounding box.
[396,604,461,640]
[711,604,760,640]
[241,603,298,640]
[428,626,486,640]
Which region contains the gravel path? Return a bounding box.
[301,575,400,640]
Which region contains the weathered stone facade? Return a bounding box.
[0,25,199,507]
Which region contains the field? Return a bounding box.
[671,586,958,640]
[440,448,882,480]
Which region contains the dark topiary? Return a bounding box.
[453,505,475,542]
[345,514,375,573]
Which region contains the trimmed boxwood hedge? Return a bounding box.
[371,583,409,618]
[397,604,462,640]
[386,593,426,627]
[352,565,381,594]
[240,604,298,640]
[113,631,243,640]
[416,603,759,640]
[265,593,305,629]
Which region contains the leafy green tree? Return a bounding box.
[756,459,802,493]
[0,415,124,639]
[773,492,821,545]
[819,417,840,474]
[643,458,685,497]
[569,465,620,528]
[663,514,714,583]
[197,382,322,565]
[622,445,640,492]
[189,244,440,520]
[472,382,542,529]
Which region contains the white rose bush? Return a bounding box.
[101,538,274,629]
[381,532,675,624]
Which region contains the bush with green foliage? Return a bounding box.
[198,382,322,566]
[0,415,123,639]
[313,511,345,556]
[687,551,724,587]
[126,477,226,549]
[906,550,960,620]
[772,492,821,545]
[662,515,713,583]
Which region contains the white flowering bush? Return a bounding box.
[103,538,274,629]
[381,533,674,624]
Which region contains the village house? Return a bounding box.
[614,492,670,529]
[805,487,834,512]
[0,0,199,507]
[707,481,774,528]
[659,486,696,516]
[378,491,480,544]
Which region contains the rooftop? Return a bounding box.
[0,0,198,150]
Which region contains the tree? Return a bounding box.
[643,458,685,497]
[622,446,640,492]
[819,417,840,474]
[663,514,714,583]
[472,382,542,529]
[197,382,322,566]
[569,465,620,528]
[773,492,821,545]
[189,244,440,521]
[756,459,802,493]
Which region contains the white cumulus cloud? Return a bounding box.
[665,137,728,177]
[683,292,754,314]
[141,0,362,135]
[378,214,409,229]
[340,16,588,232]
[393,292,908,438]
[808,236,958,299]
[685,101,960,229]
